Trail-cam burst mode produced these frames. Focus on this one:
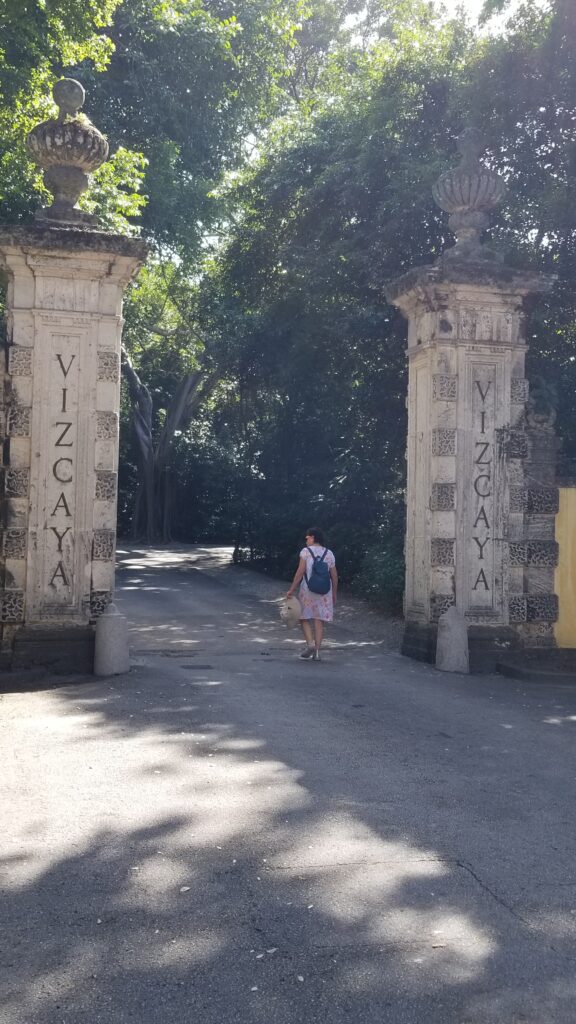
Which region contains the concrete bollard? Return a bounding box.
[436,605,469,673]
[94,602,130,676]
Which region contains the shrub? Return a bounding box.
[352,544,405,614]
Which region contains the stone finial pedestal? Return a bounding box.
[0,225,147,668]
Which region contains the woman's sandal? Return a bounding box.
[299,646,315,659]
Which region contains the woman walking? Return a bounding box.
[286,527,338,661]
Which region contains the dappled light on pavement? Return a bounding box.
[2,546,576,1023]
[2,674,498,1024]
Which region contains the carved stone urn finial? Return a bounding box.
[432,128,506,260]
[26,78,109,226]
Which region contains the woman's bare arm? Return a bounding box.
[330,565,338,604]
[287,557,307,598]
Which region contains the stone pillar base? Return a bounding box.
[467,625,522,674]
[10,625,95,673]
[401,622,437,663]
[402,622,524,674]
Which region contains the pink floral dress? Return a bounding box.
[298,546,336,622]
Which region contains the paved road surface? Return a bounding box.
[1,546,576,1023]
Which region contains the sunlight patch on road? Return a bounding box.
[118,545,234,572]
[272,813,494,979]
[271,821,445,872]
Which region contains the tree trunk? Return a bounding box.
[121,348,155,544]
[121,348,219,543]
[161,466,172,543]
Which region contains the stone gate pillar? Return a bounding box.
[0,79,146,669]
[386,130,556,670]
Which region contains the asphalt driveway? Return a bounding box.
[1,546,575,1023]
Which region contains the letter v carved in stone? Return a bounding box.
[475,380,492,403]
[56,354,76,378]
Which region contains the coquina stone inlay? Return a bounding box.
[0,589,25,622]
[524,486,559,515]
[8,405,31,437]
[90,589,112,617]
[430,482,456,511]
[92,529,115,560]
[8,347,33,376]
[95,470,117,501]
[509,543,526,567]
[526,540,558,566]
[511,378,529,403]
[509,487,524,513]
[431,538,455,566]
[526,594,558,622]
[432,428,456,456]
[97,351,120,383]
[497,428,528,460]
[96,411,118,440]
[509,596,527,623]
[508,540,559,567]
[431,594,455,621]
[5,468,29,497]
[3,528,27,559]
[432,374,457,401]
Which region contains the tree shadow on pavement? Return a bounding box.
[2,654,576,1024]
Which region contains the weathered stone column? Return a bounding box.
[386,131,556,670]
[0,80,146,669]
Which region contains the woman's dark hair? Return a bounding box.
[306,526,326,546]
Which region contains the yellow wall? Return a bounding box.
[555,487,576,648]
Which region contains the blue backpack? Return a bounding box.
[305,547,331,595]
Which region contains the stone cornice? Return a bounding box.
[0,224,148,262]
[385,257,555,312]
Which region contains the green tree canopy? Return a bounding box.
[170,0,576,598]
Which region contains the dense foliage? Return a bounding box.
[161,0,576,606]
[1,0,575,608]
